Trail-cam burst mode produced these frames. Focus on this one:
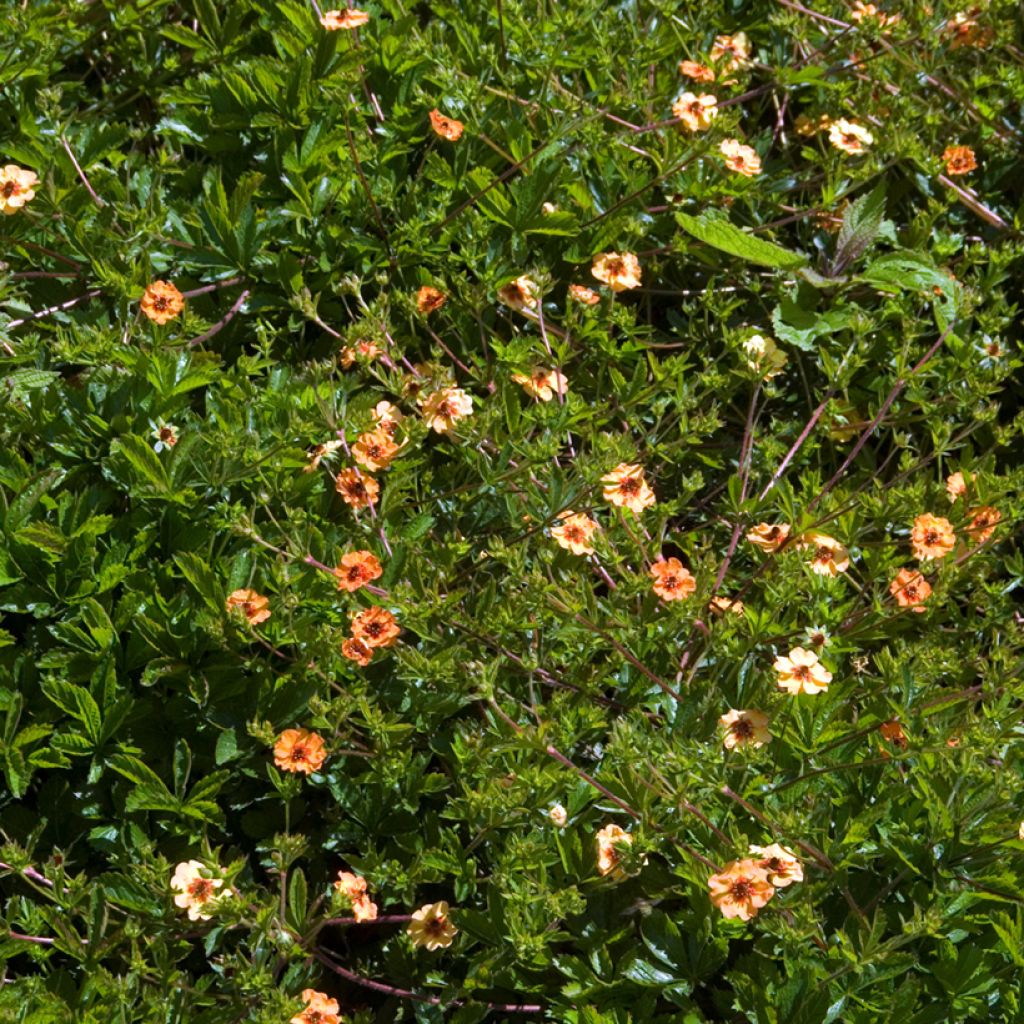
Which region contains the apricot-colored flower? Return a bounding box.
[497,275,539,310]
[291,988,341,1024]
[774,646,832,695]
[944,12,993,49]
[140,281,185,324]
[569,284,601,305]
[335,467,380,508]
[512,367,568,402]
[549,804,568,827]
[798,532,850,576]
[851,1,899,25]
[596,824,633,880]
[419,387,473,434]
[679,60,715,82]
[650,558,696,602]
[942,145,977,176]
[672,92,718,132]
[828,119,873,154]
[911,513,955,560]
[551,511,599,555]
[946,470,973,502]
[710,32,751,70]
[372,400,405,438]
[353,427,399,471]
[416,285,447,314]
[720,139,762,177]
[966,505,1000,544]
[742,334,786,377]
[170,861,227,922]
[601,463,655,514]
[890,568,932,612]
[879,719,908,750]
[341,636,373,666]
[352,895,378,921]
[320,8,369,30]
[720,709,771,749]
[339,340,380,368]
[351,606,400,648]
[334,550,383,592]
[709,595,745,617]
[591,252,642,292]
[225,588,271,625]
[708,859,774,921]
[0,165,39,215]
[749,843,803,888]
[274,728,327,775]
[304,439,344,473]
[334,871,368,899]
[429,109,465,141]
[408,901,458,949]
[746,522,790,552]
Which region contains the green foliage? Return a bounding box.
[2,0,1024,1021]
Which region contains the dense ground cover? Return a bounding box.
[2,0,1024,1021]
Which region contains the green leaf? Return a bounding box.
[832,181,887,274]
[676,211,808,270]
[287,868,308,931]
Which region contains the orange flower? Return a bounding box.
[709,595,745,616]
[291,988,341,1024]
[889,568,932,612]
[942,145,977,176]
[225,588,271,625]
[568,284,601,305]
[339,340,380,368]
[798,532,850,576]
[708,859,774,921]
[320,8,369,29]
[334,550,383,592]
[773,646,832,695]
[497,275,539,310]
[749,843,803,888]
[353,427,399,471]
[591,252,642,292]
[719,139,762,177]
[416,285,447,314]
[851,1,899,25]
[911,513,955,560]
[828,119,873,154]
[879,719,908,750]
[944,12,993,49]
[551,511,599,555]
[429,109,465,141]
[945,470,973,502]
[512,367,568,402]
[273,728,327,775]
[596,823,633,880]
[0,164,39,215]
[672,92,718,132]
[334,872,378,921]
[966,505,1000,544]
[140,280,185,324]
[341,636,373,666]
[335,467,380,509]
[719,709,771,749]
[419,387,473,433]
[372,400,405,438]
[679,60,715,82]
[352,895,379,921]
[408,901,458,949]
[650,558,696,602]
[351,606,400,648]
[601,463,655,514]
[746,522,790,552]
[710,32,751,70]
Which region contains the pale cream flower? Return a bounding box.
[170,860,227,921]
[773,646,832,695]
[749,843,803,887]
[419,387,473,433]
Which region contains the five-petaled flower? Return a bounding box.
[880,719,908,750]
[335,467,380,508]
[334,550,383,592]
[720,139,762,177]
[673,92,718,132]
[140,281,185,324]
[0,164,39,215]
[720,709,771,749]
[340,340,381,368]
[679,60,715,82]
[601,463,655,514]
[966,505,1000,544]
[408,901,458,949]
[274,728,327,775]
[596,823,633,880]
[416,285,447,314]
[341,636,374,666]
[353,427,400,472]
[946,470,973,502]
[749,843,803,888]
[942,145,977,176]
[551,511,599,555]
[829,119,873,154]
[225,588,271,625]
[429,109,465,141]
[512,367,568,402]
[320,8,369,30]
[419,387,474,434]
[650,558,696,602]
[591,252,642,292]
[498,275,539,310]
[799,532,850,576]
[170,860,228,922]
[710,31,751,70]
[890,568,932,612]
[774,646,832,695]
[709,595,745,616]
[911,513,955,560]
[569,284,601,305]
[746,522,790,552]
[150,420,179,452]
[351,606,400,648]
[708,859,774,920]
[291,988,341,1024]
